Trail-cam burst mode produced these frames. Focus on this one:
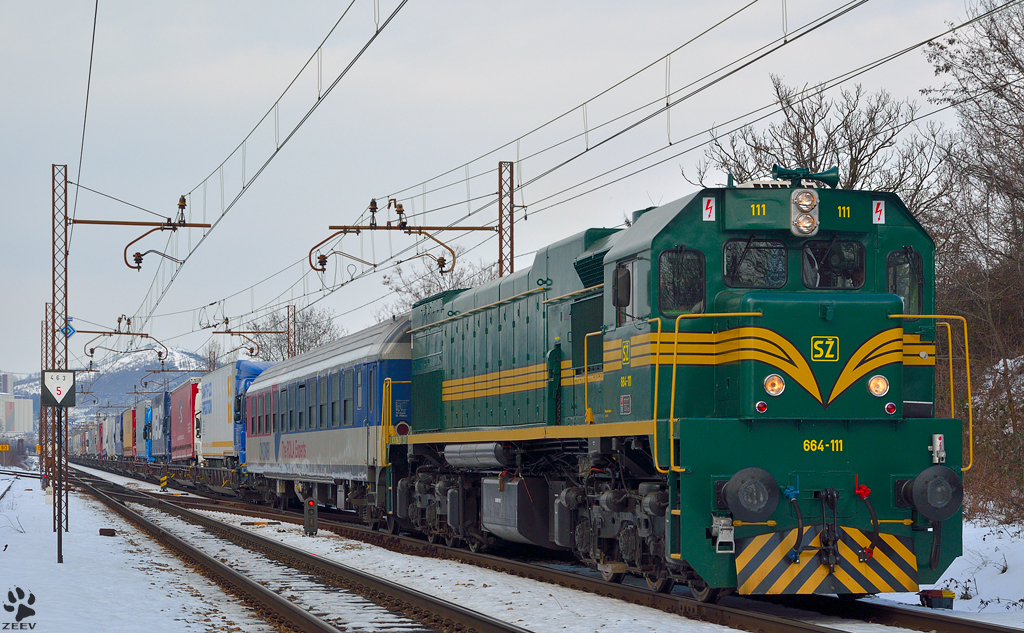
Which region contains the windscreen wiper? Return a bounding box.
[729,235,756,283]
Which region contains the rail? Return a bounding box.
[668,312,762,472]
[378,378,410,467]
[75,463,1017,633]
[76,472,532,633]
[890,314,974,472]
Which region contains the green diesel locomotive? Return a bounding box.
[388,166,968,600]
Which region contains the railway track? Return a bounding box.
[68,464,1021,633]
[71,471,531,633]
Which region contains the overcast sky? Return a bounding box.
[1,0,967,375]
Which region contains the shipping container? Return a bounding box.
[120,408,134,460]
[170,378,200,462]
[150,392,170,462]
[198,360,273,468]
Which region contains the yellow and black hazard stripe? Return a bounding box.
[735,525,918,595]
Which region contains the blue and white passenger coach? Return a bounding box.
[244,317,411,520]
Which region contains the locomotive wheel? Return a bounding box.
[386,514,401,535]
[600,569,626,584]
[426,532,440,545]
[644,573,676,593]
[445,534,462,548]
[688,580,724,603]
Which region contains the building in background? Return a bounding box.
[0,373,12,394]
[0,393,32,434]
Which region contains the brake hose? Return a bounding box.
[784,485,802,563]
[855,483,880,558]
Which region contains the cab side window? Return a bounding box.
[659,248,705,316]
[614,259,641,326]
[887,247,923,314]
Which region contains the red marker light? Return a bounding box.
[885,402,897,415]
[755,401,768,414]
[308,499,315,507]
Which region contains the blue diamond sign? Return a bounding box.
[61,323,75,338]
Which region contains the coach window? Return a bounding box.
[659,248,705,316]
[888,246,923,315]
[723,238,787,288]
[307,378,317,429]
[331,372,341,427]
[258,393,265,435]
[368,366,376,416]
[249,397,255,436]
[273,390,280,433]
[288,385,296,432]
[319,376,328,429]
[297,384,306,430]
[344,368,354,426]
[356,368,364,411]
[802,239,865,289]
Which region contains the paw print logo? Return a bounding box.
[3,587,35,622]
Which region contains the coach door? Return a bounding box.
[364,364,377,468]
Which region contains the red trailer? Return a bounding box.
[170,378,200,462]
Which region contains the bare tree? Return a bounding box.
[373,247,499,322]
[924,0,1024,521]
[686,76,958,222]
[199,338,223,372]
[247,306,345,362]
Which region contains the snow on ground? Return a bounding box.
[877,521,1024,628]
[39,463,1024,632]
[187,505,741,633]
[0,466,274,633]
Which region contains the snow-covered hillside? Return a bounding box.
[14,346,207,427]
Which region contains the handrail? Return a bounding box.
[378,378,411,467]
[937,322,954,419]
[409,285,548,334]
[541,284,603,305]
[668,312,763,473]
[582,331,603,424]
[890,314,973,472]
[646,318,668,474]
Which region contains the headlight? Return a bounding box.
[763,374,785,396]
[795,190,817,211]
[868,375,889,397]
[794,213,816,234]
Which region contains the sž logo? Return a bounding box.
[3,587,36,629]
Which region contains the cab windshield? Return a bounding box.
[801,239,865,289]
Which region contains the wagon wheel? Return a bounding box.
[467,537,487,554]
[600,569,626,584]
[644,572,676,593]
[445,533,462,549]
[426,531,440,545]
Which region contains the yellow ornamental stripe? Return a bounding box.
[442,363,545,389]
[827,328,904,405]
[442,368,547,395]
